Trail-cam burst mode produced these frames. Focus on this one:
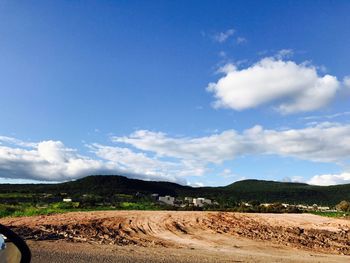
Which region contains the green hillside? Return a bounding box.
[1,175,350,206]
[222,180,350,205]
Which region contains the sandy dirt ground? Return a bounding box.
[1,211,350,262]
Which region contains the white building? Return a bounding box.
[184,197,193,203]
[193,198,212,207]
[158,195,175,205]
[63,198,72,202]
[318,206,330,211]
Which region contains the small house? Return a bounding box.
[158,195,175,205]
[193,198,212,207]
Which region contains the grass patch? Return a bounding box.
[119,201,160,210]
[0,201,166,218]
[0,203,79,218]
[309,211,350,218]
[0,193,34,198]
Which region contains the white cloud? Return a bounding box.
[114,123,350,164]
[111,123,350,185]
[37,141,71,164]
[189,182,204,187]
[308,172,350,186]
[207,57,341,114]
[2,121,350,185]
[0,139,117,181]
[0,136,37,148]
[213,29,235,43]
[89,143,187,182]
[276,49,294,59]
[236,37,247,44]
[282,176,305,183]
[344,76,350,89]
[217,64,237,74]
[302,111,350,121]
[113,129,242,164]
[0,138,185,183]
[219,168,237,179]
[244,122,350,163]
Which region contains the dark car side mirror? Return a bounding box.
[0,224,31,263]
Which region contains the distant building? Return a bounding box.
[63,198,72,202]
[151,193,159,200]
[318,206,330,211]
[296,204,308,210]
[295,204,333,212]
[184,197,193,203]
[159,195,175,205]
[193,198,212,207]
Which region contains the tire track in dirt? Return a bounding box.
[1,211,349,255]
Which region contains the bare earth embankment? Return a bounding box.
[1,211,350,262]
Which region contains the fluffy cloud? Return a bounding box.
[1,122,350,185]
[111,123,350,185]
[244,122,350,163]
[308,172,350,186]
[89,144,187,182]
[0,137,187,183]
[113,130,242,164]
[113,122,350,164]
[0,139,115,181]
[207,57,341,114]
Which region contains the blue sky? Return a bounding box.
[0,1,350,186]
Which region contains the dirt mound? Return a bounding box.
[1,211,350,256]
[205,213,350,255]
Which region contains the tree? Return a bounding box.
[248,200,260,207]
[336,200,350,212]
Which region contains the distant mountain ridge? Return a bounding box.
[1,175,350,205]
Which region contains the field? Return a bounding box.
[1,211,350,262]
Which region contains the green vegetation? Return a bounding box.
[310,211,350,218]
[0,193,34,198]
[2,175,350,206]
[0,203,76,218]
[223,180,350,205]
[336,200,350,212]
[119,201,159,210]
[307,200,350,218]
[1,175,350,218]
[0,200,166,218]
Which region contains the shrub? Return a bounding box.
[336,200,350,212]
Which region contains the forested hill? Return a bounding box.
[1,175,350,206]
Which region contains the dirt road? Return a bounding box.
[28,239,350,263]
[1,211,350,262]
